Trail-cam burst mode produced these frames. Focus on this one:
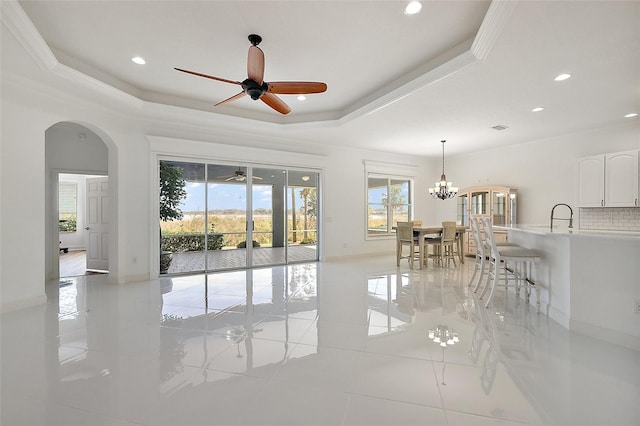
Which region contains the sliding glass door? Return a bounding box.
[287,171,318,263]
[251,167,287,267]
[160,160,319,275]
[159,160,206,275]
[207,164,248,271]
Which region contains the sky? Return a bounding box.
[182,181,401,212]
[368,183,409,205]
[181,182,275,212]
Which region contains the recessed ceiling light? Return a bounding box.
[131,56,146,65]
[624,113,638,118]
[297,95,306,101]
[404,1,422,15]
[554,73,571,81]
[531,107,544,112]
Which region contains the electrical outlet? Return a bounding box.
[635,299,640,314]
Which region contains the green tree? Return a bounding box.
[300,188,317,242]
[300,188,317,217]
[159,161,187,273]
[159,162,187,222]
[382,185,406,215]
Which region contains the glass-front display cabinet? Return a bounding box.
[456,194,468,227]
[457,186,517,255]
[471,190,489,215]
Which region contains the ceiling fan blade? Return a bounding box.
[174,68,242,86]
[215,92,246,107]
[261,93,291,115]
[267,81,327,95]
[247,46,265,84]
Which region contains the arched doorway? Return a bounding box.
[44,121,117,280]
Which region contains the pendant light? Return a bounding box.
[429,140,458,200]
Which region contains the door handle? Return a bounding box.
[84,227,90,230]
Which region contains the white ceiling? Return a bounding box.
[5,0,640,157]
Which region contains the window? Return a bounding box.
[59,181,77,232]
[367,174,412,236]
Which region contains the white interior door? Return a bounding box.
[85,176,109,271]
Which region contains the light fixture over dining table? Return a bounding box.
[429,140,458,200]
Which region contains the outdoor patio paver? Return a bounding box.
[167,245,317,274]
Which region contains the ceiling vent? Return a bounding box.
[491,125,509,131]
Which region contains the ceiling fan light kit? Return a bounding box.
[175,34,327,115]
[216,168,263,182]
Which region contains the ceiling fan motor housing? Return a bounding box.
[243,79,268,100]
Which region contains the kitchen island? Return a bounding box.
[496,225,640,350]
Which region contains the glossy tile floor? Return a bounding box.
[2,255,638,425]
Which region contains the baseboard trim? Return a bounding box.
[569,319,640,351]
[548,305,571,329]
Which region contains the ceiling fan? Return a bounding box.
[175,34,327,115]
[216,168,262,182]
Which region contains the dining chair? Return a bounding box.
[426,221,458,267]
[410,219,423,239]
[396,221,421,268]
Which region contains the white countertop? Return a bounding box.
[495,225,640,240]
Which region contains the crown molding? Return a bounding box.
[340,41,476,123]
[1,0,56,70]
[53,62,144,108]
[2,0,515,128]
[2,0,142,108]
[471,0,519,60]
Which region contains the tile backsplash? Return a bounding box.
[579,208,640,231]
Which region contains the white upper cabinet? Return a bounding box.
[605,150,638,207]
[578,150,639,207]
[578,155,605,207]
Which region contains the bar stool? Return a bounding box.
[468,217,489,292]
[480,217,542,312]
[469,217,518,293]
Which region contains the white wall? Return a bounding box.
[0,69,435,312]
[46,124,108,172]
[433,121,640,225]
[1,91,50,311]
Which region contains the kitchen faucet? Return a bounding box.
[550,203,573,231]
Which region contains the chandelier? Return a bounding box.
[429,140,458,200]
[428,325,460,347]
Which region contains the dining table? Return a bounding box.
[399,224,468,270]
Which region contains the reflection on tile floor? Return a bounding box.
[168,245,318,273]
[2,255,639,425]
